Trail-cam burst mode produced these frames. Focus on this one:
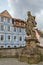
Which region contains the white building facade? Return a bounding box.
[0,10,26,48]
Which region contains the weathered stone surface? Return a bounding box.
[0,48,23,58]
[19,11,42,64]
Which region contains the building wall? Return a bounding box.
[0,16,26,48]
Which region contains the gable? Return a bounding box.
[0,10,12,18]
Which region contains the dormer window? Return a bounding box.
[19,22,21,25]
[21,22,24,26]
[14,21,16,24]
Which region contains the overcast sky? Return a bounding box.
[0,0,43,30]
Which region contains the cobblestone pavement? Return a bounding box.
[0,58,43,65]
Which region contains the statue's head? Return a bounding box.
[27,11,31,17]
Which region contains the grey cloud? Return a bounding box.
[8,0,43,29]
[8,0,43,18]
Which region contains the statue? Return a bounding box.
[19,11,41,64]
[25,11,37,39]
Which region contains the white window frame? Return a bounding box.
[14,36,16,41]
[19,22,21,25]
[19,36,22,41]
[19,28,21,32]
[0,24,4,31]
[1,17,4,22]
[7,25,11,31]
[7,35,11,42]
[8,18,10,23]
[14,27,16,32]
[14,21,16,24]
[0,34,4,42]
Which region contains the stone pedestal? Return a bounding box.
[19,38,41,64]
[25,37,40,47]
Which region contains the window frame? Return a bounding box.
[8,18,10,23]
[19,28,21,32]
[1,17,4,22]
[0,35,4,41]
[14,36,16,41]
[14,21,16,24]
[8,35,11,41]
[1,24,4,31]
[7,26,10,31]
[14,27,16,32]
[19,36,22,41]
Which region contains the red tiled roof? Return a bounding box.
[13,18,26,23]
[0,10,12,18]
[12,18,25,28]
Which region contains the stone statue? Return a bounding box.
[25,11,37,39]
[19,11,41,64]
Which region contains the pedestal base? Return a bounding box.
[19,38,41,64]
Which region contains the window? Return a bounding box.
[14,21,16,24]
[14,36,16,41]
[8,35,11,41]
[1,25,4,31]
[14,27,16,32]
[19,22,21,25]
[4,17,7,22]
[20,37,22,41]
[8,26,10,31]
[1,35,4,41]
[19,28,21,32]
[21,22,24,25]
[8,18,10,23]
[1,17,4,22]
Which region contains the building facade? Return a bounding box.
[0,10,26,48]
[36,29,43,47]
